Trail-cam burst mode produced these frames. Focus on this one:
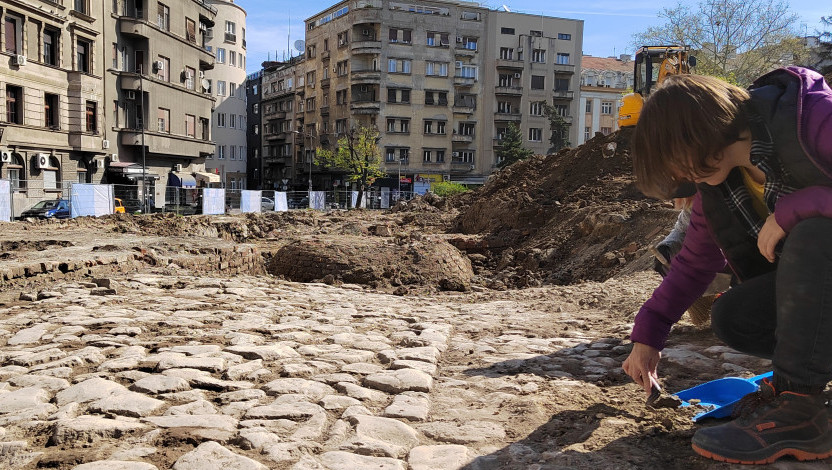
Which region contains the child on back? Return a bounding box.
[621,68,832,464]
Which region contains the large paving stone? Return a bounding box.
[89,391,165,417]
[130,375,191,394]
[156,356,226,373]
[245,401,325,420]
[0,387,50,414]
[8,324,50,345]
[408,445,472,470]
[49,416,149,445]
[364,369,433,394]
[225,345,300,360]
[418,420,506,444]
[318,451,406,470]
[262,378,336,400]
[172,441,268,470]
[55,377,128,406]
[345,414,421,458]
[383,392,431,421]
[8,374,69,392]
[396,346,442,364]
[333,382,389,403]
[143,415,238,432]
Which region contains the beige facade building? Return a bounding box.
[293,0,583,190]
[104,0,217,203]
[204,0,246,190]
[260,57,303,190]
[0,0,107,215]
[577,55,632,145]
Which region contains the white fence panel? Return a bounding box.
[202,188,225,215]
[310,191,326,210]
[240,190,262,213]
[380,187,390,209]
[275,192,288,212]
[71,184,114,218]
[0,180,10,222]
[350,191,368,209]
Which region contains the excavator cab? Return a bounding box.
[618,46,695,127]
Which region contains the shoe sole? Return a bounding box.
[692,442,832,465]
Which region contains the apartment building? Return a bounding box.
[245,68,262,189]
[204,0,246,190]
[577,55,633,145]
[297,0,583,190]
[0,0,106,215]
[260,57,304,191]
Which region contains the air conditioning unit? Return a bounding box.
[102,140,110,150]
[517,47,523,52]
[513,73,521,78]
[0,149,11,163]
[96,159,105,169]
[469,164,475,170]
[455,61,463,68]
[175,163,183,172]
[125,90,136,100]
[36,153,49,170]
[362,29,370,36]
[198,70,205,79]
[452,152,459,157]
[442,174,450,182]
[456,37,463,43]
[183,71,192,81]
[155,60,165,71]
[12,55,26,66]
[109,153,119,163]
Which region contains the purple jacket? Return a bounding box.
[631,67,832,350]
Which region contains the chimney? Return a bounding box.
[619,54,631,63]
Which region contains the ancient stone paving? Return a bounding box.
[0,273,777,469]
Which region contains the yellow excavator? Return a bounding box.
[618,45,696,127]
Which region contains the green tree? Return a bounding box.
[315,126,385,208]
[495,123,534,168]
[813,15,832,75]
[543,103,571,153]
[633,0,807,86]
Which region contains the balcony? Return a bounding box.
[351,8,382,24]
[495,86,523,96]
[320,77,330,88]
[452,133,474,143]
[453,103,476,114]
[119,17,151,38]
[495,58,523,70]
[351,69,381,84]
[553,90,575,99]
[350,100,380,114]
[274,111,287,119]
[319,105,330,115]
[224,32,236,44]
[553,64,576,74]
[321,50,330,60]
[454,47,476,58]
[266,132,288,141]
[454,76,476,87]
[494,112,522,122]
[351,40,382,55]
[120,129,214,156]
[118,72,143,90]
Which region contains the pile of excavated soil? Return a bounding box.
[454,129,677,287]
[268,234,473,292]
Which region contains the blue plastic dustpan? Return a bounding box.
[675,371,773,421]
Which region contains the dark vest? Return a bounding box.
[698,70,831,282]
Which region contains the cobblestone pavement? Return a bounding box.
[0,271,805,470]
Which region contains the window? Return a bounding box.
[601,101,613,114]
[336,119,347,134]
[87,102,99,133]
[216,112,226,127]
[558,33,572,40]
[530,101,545,116]
[386,118,396,133]
[217,81,226,96]
[529,128,542,141]
[388,28,412,44]
[400,119,410,133]
[452,150,475,163]
[157,56,170,81]
[230,51,236,67]
[157,3,170,31]
[461,37,478,50]
[388,58,411,74]
[74,0,90,15]
[157,108,169,133]
[306,44,316,58]
[400,89,410,103]
[43,94,60,129]
[44,28,59,66]
[497,101,512,114]
[501,27,515,35]
[436,150,445,162]
[230,146,236,160]
[385,148,396,162]
[425,62,448,77]
[584,127,591,141]
[555,78,570,91]
[437,121,446,134]
[336,89,347,105]
[424,90,447,105]
[498,74,513,87]
[399,148,410,161]
[532,49,546,63]
[457,63,477,79]
[77,39,92,73]
[253,103,259,114]
[499,48,514,60]
[185,66,196,90]
[217,145,225,159]
[458,122,475,136]
[4,15,22,54]
[230,82,237,96]
[531,75,545,90]
[216,48,226,63]
[554,104,569,116]
[337,31,349,47]
[6,85,22,124]
[601,127,612,135]
[336,60,348,76]
[225,20,236,35]
[424,121,432,134]
[229,114,236,128]
[423,150,432,163]
[530,30,543,37]
[585,101,592,113]
[185,18,197,43]
[185,114,195,137]
[556,53,571,65]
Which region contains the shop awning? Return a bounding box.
[168,172,197,188]
[108,162,160,180]
[193,171,221,184]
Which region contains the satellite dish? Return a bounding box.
[294,39,306,52]
[201,79,210,92]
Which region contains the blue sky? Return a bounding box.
[241,0,829,74]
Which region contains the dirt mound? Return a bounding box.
[268,234,473,291]
[456,129,676,287]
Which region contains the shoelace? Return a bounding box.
[732,388,777,418]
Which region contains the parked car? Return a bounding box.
[261,197,275,211]
[20,199,70,219]
[114,198,126,214]
[122,199,144,214]
[288,196,309,209]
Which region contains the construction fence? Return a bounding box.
[0,179,417,221]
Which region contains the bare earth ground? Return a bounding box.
[0,129,827,469]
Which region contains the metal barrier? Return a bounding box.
[6,181,422,221]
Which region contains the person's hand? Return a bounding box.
[622,342,661,394]
[758,214,786,263]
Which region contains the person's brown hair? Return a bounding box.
[632,74,750,198]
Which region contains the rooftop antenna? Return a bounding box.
[501,4,510,11]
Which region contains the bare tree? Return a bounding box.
[633,0,807,86]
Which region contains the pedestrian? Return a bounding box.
[622,67,832,464]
